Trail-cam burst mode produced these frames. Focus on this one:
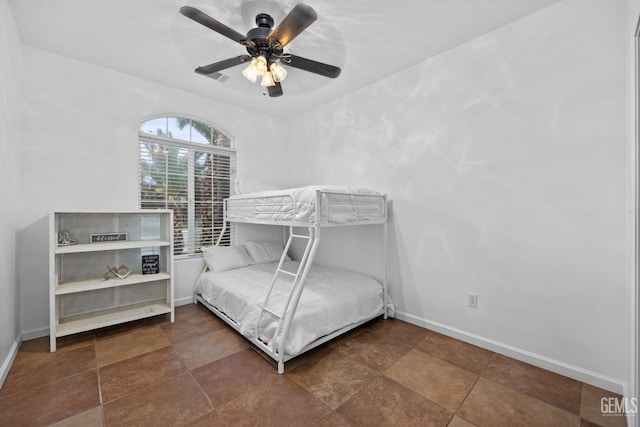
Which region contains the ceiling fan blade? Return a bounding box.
[286,55,341,78]
[269,4,317,47]
[180,6,250,47]
[194,55,252,76]
[267,82,283,97]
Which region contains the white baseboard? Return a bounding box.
[395,311,625,395]
[21,327,49,341]
[0,336,21,388]
[175,296,195,307]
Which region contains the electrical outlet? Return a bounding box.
[468,293,478,308]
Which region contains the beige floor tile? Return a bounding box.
[16,333,94,365]
[482,354,582,415]
[0,370,100,427]
[103,372,212,427]
[160,303,225,344]
[337,375,452,427]
[48,406,104,427]
[95,325,170,367]
[99,346,186,403]
[447,415,477,427]
[287,346,380,409]
[0,346,96,398]
[458,377,578,427]
[331,329,413,372]
[94,317,159,341]
[217,374,331,427]
[580,383,628,427]
[183,410,227,427]
[415,332,494,374]
[385,349,478,411]
[366,318,434,347]
[192,348,278,407]
[172,327,248,370]
[315,412,353,427]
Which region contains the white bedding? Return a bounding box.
[195,260,384,355]
[225,185,385,224]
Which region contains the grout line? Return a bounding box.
[453,370,481,416]
[477,351,497,379]
[93,333,105,406]
[92,333,108,427]
[577,382,587,427]
[186,370,217,422]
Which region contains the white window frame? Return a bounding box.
[138,115,236,257]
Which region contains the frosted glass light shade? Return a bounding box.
[242,62,260,83]
[255,56,268,73]
[270,62,287,82]
[260,71,275,87]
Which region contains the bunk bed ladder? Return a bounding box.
[254,225,320,373]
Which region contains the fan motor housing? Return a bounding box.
[246,26,271,42]
[246,14,283,59]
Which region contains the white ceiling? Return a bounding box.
[8,0,561,118]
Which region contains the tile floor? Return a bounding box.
[0,303,629,427]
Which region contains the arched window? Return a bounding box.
[138,116,235,256]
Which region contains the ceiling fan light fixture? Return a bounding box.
[180,4,341,97]
[241,61,260,83]
[255,56,268,73]
[270,62,287,82]
[260,71,276,87]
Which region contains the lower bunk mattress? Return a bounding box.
[195,260,384,355]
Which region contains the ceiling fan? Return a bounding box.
[180,3,341,97]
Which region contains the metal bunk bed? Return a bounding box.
[194,186,388,374]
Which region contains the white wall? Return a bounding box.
[17,46,290,334]
[285,0,630,392]
[0,0,22,384]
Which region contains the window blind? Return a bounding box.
[139,135,235,256]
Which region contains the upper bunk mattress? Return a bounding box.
[225,185,386,225]
[195,260,384,355]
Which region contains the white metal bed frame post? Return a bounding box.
[382,199,388,320]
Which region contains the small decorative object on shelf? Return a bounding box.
[91,232,128,243]
[142,255,160,275]
[58,230,78,246]
[103,264,132,280]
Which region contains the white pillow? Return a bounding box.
[201,245,253,273]
[244,240,289,264]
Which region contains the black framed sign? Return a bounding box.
[142,255,160,275]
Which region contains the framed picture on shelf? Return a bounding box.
[142,254,160,275]
[90,233,127,243]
